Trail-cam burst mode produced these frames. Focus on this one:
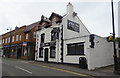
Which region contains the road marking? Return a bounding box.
[20,61,28,63]
[29,63,94,78]
[15,66,32,74]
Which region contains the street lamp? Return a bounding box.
[111,0,118,73]
[6,27,12,58]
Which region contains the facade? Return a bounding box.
[0,35,3,56]
[23,22,39,60]
[2,26,26,58]
[2,22,39,60]
[35,3,114,70]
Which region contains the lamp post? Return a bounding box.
[6,27,12,58]
[111,0,118,73]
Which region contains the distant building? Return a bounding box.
[2,22,39,60]
[35,3,114,70]
[0,35,3,56]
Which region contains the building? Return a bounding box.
[2,26,26,58]
[2,22,39,60]
[35,3,114,70]
[0,35,3,56]
[23,21,39,60]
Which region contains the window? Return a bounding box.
[41,33,45,43]
[2,39,4,43]
[16,35,18,41]
[50,47,55,58]
[39,48,43,57]
[51,31,56,41]
[67,42,84,55]
[8,37,10,43]
[12,36,14,42]
[19,35,22,41]
[51,28,59,41]
[26,34,28,39]
[5,38,7,43]
[33,32,36,38]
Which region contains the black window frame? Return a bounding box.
[41,33,45,43]
[39,48,43,58]
[50,47,56,58]
[67,42,84,55]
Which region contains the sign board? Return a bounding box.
[23,42,27,46]
[67,19,79,32]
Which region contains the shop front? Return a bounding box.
[22,42,35,60]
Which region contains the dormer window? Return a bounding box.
[52,18,56,25]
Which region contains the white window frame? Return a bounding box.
[19,35,22,41]
[8,37,10,43]
[2,39,4,44]
[5,38,7,43]
[16,35,19,41]
[12,36,14,42]
[26,34,28,39]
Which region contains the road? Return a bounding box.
[2,58,91,78]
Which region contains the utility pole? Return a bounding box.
[111,0,118,73]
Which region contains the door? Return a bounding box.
[44,48,48,62]
[17,47,22,59]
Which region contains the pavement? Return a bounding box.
[2,57,120,78]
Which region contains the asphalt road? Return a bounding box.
[2,58,90,78]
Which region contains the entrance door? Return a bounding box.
[17,48,22,59]
[44,48,48,62]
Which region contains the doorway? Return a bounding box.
[44,48,48,62]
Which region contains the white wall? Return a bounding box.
[62,15,90,40]
[63,36,89,64]
[87,35,114,70]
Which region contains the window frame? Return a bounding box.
[50,47,56,58]
[67,42,85,55]
[39,48,43,58]
[16,35,19,41]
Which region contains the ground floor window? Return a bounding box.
[67,42,84,55]
[24,47,30,56]
[39,48,43,58]
[50,47,55,58]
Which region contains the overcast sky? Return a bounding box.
[0,0,119,37]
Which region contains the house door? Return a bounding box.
[44,48,48,62]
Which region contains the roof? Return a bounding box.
[49,12,62,20]
[24,21,40,33]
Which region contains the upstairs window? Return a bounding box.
[41,33,45,43]
[12,36,14,42]
[16,35,18,41]
[5,38,7,43]
[67,42,84,55]
[26,34,28,39]
[19,35,22,41]
[8,37,10,43]
[2,39,4,43]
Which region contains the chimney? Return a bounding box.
[67,2,73,15]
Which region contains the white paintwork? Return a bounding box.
[87,36,114,70]
[35,3,114,70]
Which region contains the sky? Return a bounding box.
[0,0,119,37]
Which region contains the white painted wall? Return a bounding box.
[87,35,114,70]
[63,36,89,64]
